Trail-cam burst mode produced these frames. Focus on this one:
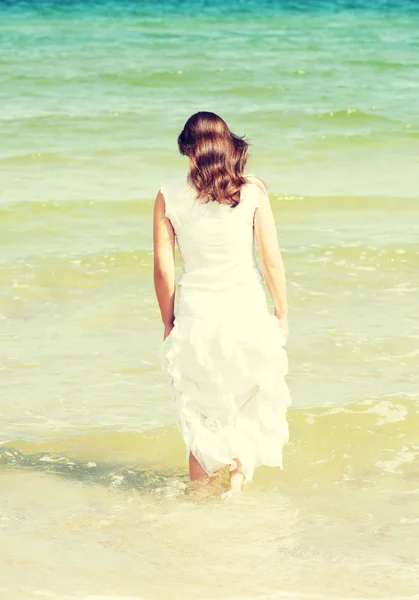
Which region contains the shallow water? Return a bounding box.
[1,0,419,598]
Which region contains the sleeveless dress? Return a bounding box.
[158,174,291,483]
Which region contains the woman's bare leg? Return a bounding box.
[189,452,245,498]
[189,451,208,481]
[228,457,244,493]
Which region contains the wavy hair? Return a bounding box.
[177,112,249,207]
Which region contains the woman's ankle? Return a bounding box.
[229,471,244,492]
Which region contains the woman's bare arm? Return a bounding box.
[153,189,176,335]
[252,177,289,333]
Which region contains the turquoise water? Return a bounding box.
[2,0,418,200]
[1,2,419,599]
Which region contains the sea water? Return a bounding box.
[1,1,418,598]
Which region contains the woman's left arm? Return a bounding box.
[153,189,176,339]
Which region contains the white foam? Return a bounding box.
[376,447,418,473]
[30,594,419,600]
[364,400,407,425]
[32,595,145,600]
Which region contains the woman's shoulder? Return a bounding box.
[241,174,269,209]
[158,175,192,226]
[243,174,268,195]
[159,174,189,197]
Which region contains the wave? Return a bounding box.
[0,446,188,497]
[344,59,419,70]
[2,68,209,88]
[0,152,74,165]
[2,194,418,236]
[3,238,418,270]
[1,396,418,494]
[0,197,153,218]
[314,108,397,124]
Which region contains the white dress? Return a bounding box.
[158,174,291,483]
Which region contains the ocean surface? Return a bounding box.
[1,1,418,599]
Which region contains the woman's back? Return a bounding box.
[160,175,263,293]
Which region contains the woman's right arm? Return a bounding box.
[153,189,176,339]
[252,178,289,336]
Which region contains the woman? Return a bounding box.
[153,111,291,497]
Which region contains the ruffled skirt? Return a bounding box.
[158,281,291,483]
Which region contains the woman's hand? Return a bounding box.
[275,314,289,338]
[164,322,174,340]
[253,179,288,329]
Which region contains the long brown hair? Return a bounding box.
[178,112,249,207]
